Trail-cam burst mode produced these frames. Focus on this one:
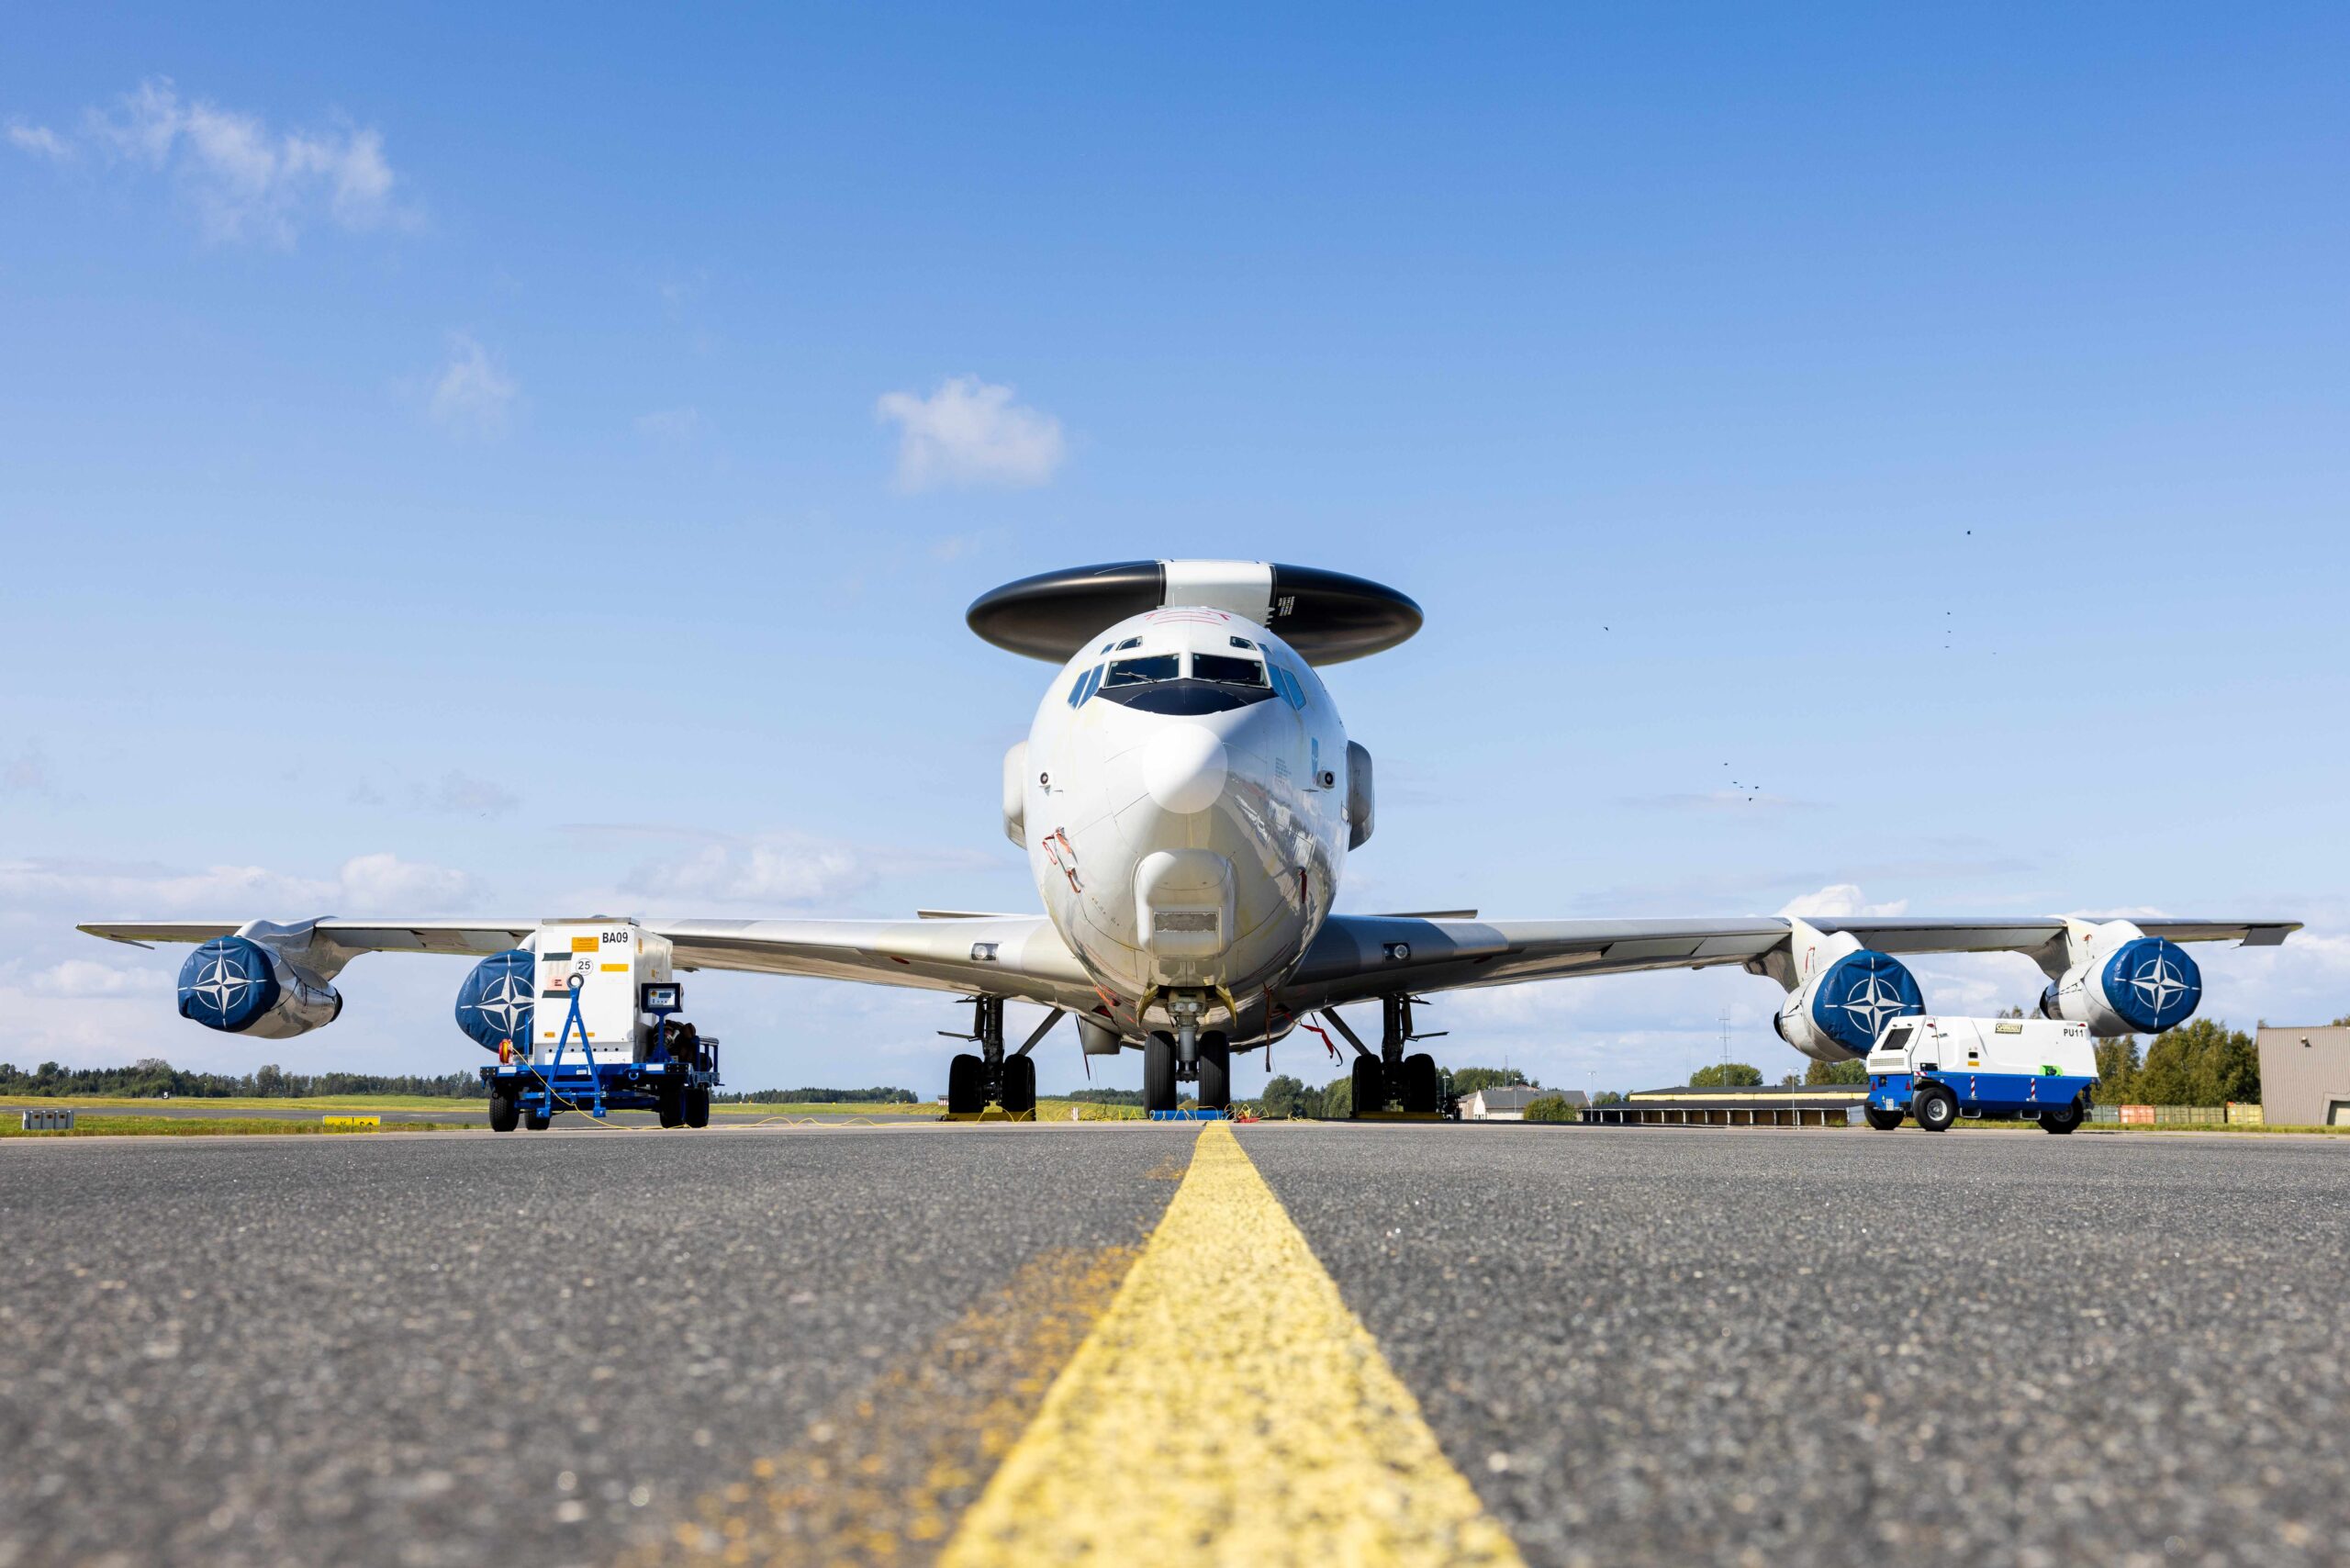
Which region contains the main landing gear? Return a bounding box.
[944,997,1039,1117]
[1324,995,1445,1115]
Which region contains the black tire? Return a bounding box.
[1913,1085,1957,1133]
[657,1086,684,1128]
[684,1087,711,1128]
[1351,1055,1387,1117]
[1863,1105,1904,1132]
[1002,1055,1037,1115]
[2039,1099,2085,1135]
[1196,1034,1231,1112]
[1144,1034,1177,1114]
[947,1053,985,1114]
[1400,1053,1439,1114]
[488,1087,519,1133]
[524,1109,551,1131]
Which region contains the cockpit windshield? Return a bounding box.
[1102,655,1181,689]
[1191,653,1267,688]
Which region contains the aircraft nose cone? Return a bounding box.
[1140,724,1228,814]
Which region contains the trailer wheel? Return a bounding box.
[524,1109,551,1131]
[2039,1100,2085,1135]
[657,1086,684,1128]
[488,1087,519,1133]
[1863,1106,1904,1132]
[1913,1085,1957,1133]
[684,1087,711,1128]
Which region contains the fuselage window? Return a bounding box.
[1114,637,1143,651]
[1192,653,1268,688]
[1102,654,1181,689]
[1229,635,1257,650]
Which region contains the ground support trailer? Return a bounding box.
[468,920,722,1130]
[1863,1015,2097,1134]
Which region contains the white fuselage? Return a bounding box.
[1022,607,1352,1046]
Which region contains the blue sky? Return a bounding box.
[4,4,2344,1096]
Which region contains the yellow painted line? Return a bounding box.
[941,1123,1524,1566]
[642,1245,1139,1564]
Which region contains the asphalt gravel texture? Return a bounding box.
[4,1121,2347,1567]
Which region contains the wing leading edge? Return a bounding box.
[77,914,1097,1011]
[1285,913,2301,1012]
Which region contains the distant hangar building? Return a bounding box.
[2256,1025,2350,1127]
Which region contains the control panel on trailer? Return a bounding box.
[1863,1015,2097,1134]
[456,919,722,1130]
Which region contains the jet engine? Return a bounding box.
[2039,921,2201,1036]
[174,935,342,1038]
[1771,942,1925,1061]
[453,948,535,1055]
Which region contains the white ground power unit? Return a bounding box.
[530,920,677,1065]
[1863,1015,2098,1133]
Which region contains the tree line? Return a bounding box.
[716,1086,919,1104]
[0,1058,490,1099]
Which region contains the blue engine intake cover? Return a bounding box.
[1809,949,1925,1055]
[454,948,535,1053]
[2101,936,2201,1035]
[176,935,282,1033]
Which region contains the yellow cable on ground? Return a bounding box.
[940,1122,1526,1567]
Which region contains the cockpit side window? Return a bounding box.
[1269,665,1306,709]
[1068,665,1103,707]
[1192,653,1268,688]
[1102,654,1180,689]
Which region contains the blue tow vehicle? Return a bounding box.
[1863,1016,2097,1134]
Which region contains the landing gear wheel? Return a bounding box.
[947,1053,986,1115]
[2039,1099,2085,1135]
[1913,1085,1957,1133]
[524,1109,551,1131]
[657,1086,684,1128]
[488,1087,519,1133]
[1196,1034,1231,1112]
[1863,1105,1904,1132]
[1351,1055,1387,1118]
[684,1087,711,1128]
[1002,1055,1037,1116]
[1400,1053,1439,1114]
[1144,1034,1178,1114]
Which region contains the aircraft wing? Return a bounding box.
[1283,913,2302,1011]
[77,914,1098,1011]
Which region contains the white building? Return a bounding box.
[1460,1085,1586,1121]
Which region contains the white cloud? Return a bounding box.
[26,77,409,244]
[634,406,699,442]
[417,770,519,817]
[6,120,72,162]
[429,333,518,437]
[24,958,156,999]
[626,834,872,906]
[0,853,470,916]
[1779,883,1910,919]
[876,375,1066,491]
[336,853,471,910]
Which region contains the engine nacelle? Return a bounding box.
[2040,926,2201,1037]
[1773,946,1925,1061]
[454,948,535,1055]
[175,935,341,1039]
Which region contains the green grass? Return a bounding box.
[2,1116,478,1137]
[14,1092,492,1112]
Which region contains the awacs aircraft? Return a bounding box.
[84,560,2299,1117]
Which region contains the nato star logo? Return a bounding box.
[2126,951,2190,1017]
[1838,970,1911,1040]
[469,972,532,1037]
[191,952,252,1017]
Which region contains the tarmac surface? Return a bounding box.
[4,1121,2347,1566]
